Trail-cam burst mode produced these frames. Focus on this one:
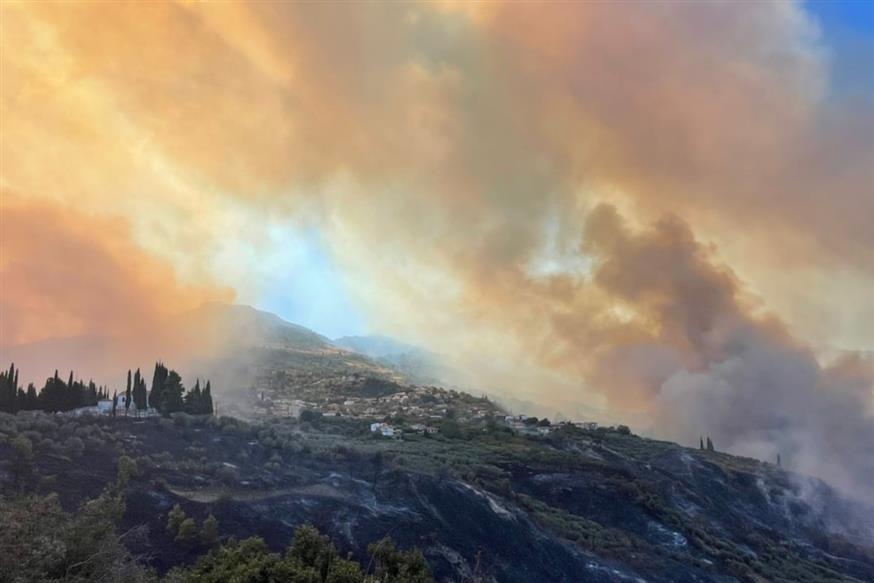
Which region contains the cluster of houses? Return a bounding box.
[252,384,499,423]
[67,393,159,418]
[369,421,438,438]
[247,376,610,442]
[503,415,552,436]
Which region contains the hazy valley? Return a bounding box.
[2,304,873,582]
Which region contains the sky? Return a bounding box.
[1,1,873,499]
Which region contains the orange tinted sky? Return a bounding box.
[2,2,873,493]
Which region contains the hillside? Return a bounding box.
[1,411,872,582]
[176,306,413,413]
[1,305,399,400]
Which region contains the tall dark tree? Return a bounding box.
[132,368,147,411]
[203,380,214,415]
[23,383,38,410]
[124,370,132,417]
[85,381,98,407]
[699,437,704,451]
[39,370,69,412]
[0,363,19,413]
[184,379,202,414]
[161,370,185,414]
[111,390,118,417]
[706,436,715,452]
[150,362,168,413]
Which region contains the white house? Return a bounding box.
[117,393,137,413]
[97,399,113,414]
[409,423,439,435]
[370,422,396,437]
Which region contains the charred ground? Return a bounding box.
[1,411,873,582]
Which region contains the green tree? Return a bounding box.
[0,456,149,583]
[368,536,432,583]
[165,537,283,582]
[203,380,214,415]
[176,518,199,546]
[184,379,202,415]
[201,514,220,547]
[11,435,33,490]
[132,368,148,411]
[166,525,428,583]
[0,362,20,413]
[125,370,132,417]
[162,370,185,415]
[150,362,169,413]
[167,503,187,537]
[23,383,38,410]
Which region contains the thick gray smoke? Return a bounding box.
[573,205,874,501]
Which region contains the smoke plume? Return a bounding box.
[2,2,872,498]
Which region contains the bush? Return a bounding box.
[216,465,239,486]
[11,435,33,488]
[201,514,220,547]
[167,503,187,536]
[172,412,194,427]
[167,524,430,583]
[0,489,151,581]
[65,436,85,456]
[176,518,199,546]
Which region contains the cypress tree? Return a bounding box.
[67,371,75,409]
[112,390,118,417]
[85,381,98,406]
[162,370,185,415]
[0,363,17,413]
[16,388,25,411]
[133,369,147,411]
[25,384,38,410]
[150,362,168,414]
[125,370,132,416]
[699,437,704,450]
[200,514,219,546]
[203,381,214,415]
[184,379,202,414]
[706,436,714,452]
[40,372,68,412]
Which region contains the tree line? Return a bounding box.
[0,362,213,416]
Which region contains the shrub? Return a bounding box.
[65,436,85,456]
[167,503,187,536]
[201,514,220,547]
[176,518,199,546]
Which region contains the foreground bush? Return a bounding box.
[0,456,153,583]
[166,524,432,583]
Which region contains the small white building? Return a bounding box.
[117,394,137,413]
[409,423,439,434]
[97,399,113,413]
[574,421,598,431]
[370,422,396,437]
